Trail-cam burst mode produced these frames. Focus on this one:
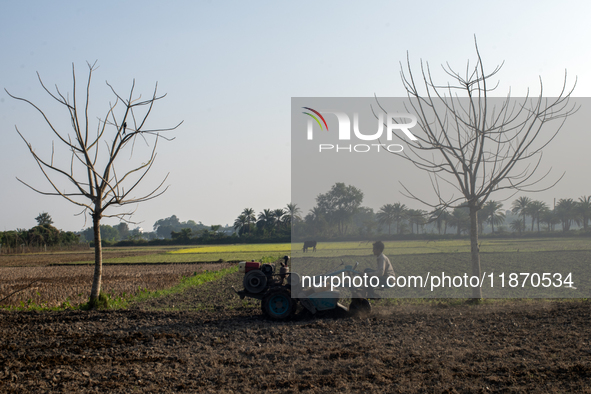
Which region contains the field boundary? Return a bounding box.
[47,260,244,267]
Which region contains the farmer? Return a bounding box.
[279,255,290,284]
[366,241,395,295]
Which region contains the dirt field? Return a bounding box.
[0,263,231,308]
[0,246,234,308]
[1,271,590,393]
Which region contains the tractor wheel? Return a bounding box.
[262,289,295,320]
[349,298,371,316]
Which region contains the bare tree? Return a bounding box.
[380,39,577,298]
[5,62,182,307]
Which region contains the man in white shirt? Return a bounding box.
[367,241,395,298]
[373,241,394,278]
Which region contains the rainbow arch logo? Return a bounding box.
[302,107,329,131]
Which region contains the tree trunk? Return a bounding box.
[469,202,482,299]
[89,213,103,306]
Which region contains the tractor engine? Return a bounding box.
[239,261,282,294]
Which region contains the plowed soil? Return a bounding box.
[0,263,231,308]
[1,270,590,393]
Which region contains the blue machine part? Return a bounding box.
[309,291,341,311]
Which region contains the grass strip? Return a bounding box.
[94,265,240,309]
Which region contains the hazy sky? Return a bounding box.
[1,1,590,232]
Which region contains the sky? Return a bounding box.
[1,0,590,232]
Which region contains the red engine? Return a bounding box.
[238,261,261,274]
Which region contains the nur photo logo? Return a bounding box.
[301,107,418,153]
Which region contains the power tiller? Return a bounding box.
[233,256,371,320]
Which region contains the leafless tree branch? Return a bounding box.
[378,38,577,298]
[8,63,181,305]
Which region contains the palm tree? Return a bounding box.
[307,206,324,222]
[577,196,591,231]
[241,208,256,234]
[284,203,302,226]
[376,204,397,235]
[555,198,578,232]
[527,200,549,233]
[407,209,427,234]
[35,212,54,226]
[540,209,559,232]
[510,218,524,234]
[448,207,470,236]
[481,201,505,234]
[305,207,328,237]
[273,208,286,229]
[428,207,449,235]
[389,203,407,234]
[233,214,248,235]
[418,210,428,233]
[257,209,275,232]
[511,196,532,233]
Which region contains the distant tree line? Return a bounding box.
[0,213,79,251]
[79,206,297,246]
[232,205,296,239]
[4,193,590,249]
[77,222,154,245]
[294,183,591,240]
[77,213,262,246]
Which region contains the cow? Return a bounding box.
[303,240,317,252]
